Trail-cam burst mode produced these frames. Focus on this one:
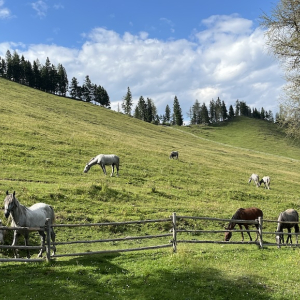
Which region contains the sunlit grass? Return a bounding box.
[1,78,300,299]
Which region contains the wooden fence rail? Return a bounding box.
[0,212,299,263]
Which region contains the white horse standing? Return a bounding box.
[3,191,56,258]
[248,173,260,187]
[84,154,120,177]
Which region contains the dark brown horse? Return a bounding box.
[224,207,263,241]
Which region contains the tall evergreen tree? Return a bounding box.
[221,100,228,121]
[209,99,216,123]
[122,87,133,115]
[82,75,93,102]
[32,59,42,90]
[229,105,235,119]
[173,96,183,126]
[164,104,171,124]
[190,99,201,124]
[5,50,12,80]
[57,64,68,96]
[69,77,80,99]
[201,103,210,124]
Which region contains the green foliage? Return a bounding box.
[1,78,300,299]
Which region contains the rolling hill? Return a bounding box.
[1,77,300,299]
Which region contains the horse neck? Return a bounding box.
[10,198,27,226]
[88,157,98,167]
[227,221,236,230]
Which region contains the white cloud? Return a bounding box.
[31,1,48,18]
[0,0,11,19]
[0,14,284,121]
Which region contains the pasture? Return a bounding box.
[1,77,300,299]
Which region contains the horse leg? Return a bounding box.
[254,224,259,242]
[38,231,46,257]
[116,164,119,176]
[244,224,252,241]
[286,228,292,244]
[110,164,114,177]
[24,232,31,259]
[101,163,107,175]
[238,224,244,241]
[12,230,20,258]
[51,228,56,256]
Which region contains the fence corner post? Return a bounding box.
[172,212,177,253]
[258,217,263,249]
[45,218,51,262]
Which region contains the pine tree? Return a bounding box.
[190,99,201,124]
[122,87,133,115]
[164,105,171,124]
[221,100,228,121]
[229,105,235,119]
[173,96,183,126]
[201,103,210,124]
[57,64,68,96]
[82,75,93,102]
[69,77,80,99]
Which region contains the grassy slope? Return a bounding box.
[1,78,300,299]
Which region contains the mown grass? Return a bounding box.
[1,77,300,299]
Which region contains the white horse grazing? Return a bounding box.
[276,209,299,247]
[169,151,179,159]
[248,173,260,187]
[3,191,56,258]
[260,176,271,189]
[84,154,120,177]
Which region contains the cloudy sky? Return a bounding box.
[0,0,284,122]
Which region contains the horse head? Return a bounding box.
[4,191,16,219]
[83,164,90,173]
[224,226,232,241]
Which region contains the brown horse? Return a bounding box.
[224,207,263,241]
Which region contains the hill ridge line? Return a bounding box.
[171,127,300,162]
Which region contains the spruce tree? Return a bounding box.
[122,87,133,115]
[173,96,183,126]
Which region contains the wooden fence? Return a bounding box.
[0,212,299,263]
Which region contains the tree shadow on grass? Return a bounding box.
[0,252,272,300]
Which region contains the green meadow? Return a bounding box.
[1,77,300,299]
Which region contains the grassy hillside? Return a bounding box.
[1,78,300,299]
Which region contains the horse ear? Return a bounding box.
[6,191,9,195]
[13,191,15,196]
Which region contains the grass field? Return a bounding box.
[1,77,300,299]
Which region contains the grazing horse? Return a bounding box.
[248,173,260,187]
[224,207,263,242]
[169,151,179,159]
[260,176,271,189]
[84,154,119,177]
[3,191,56,258]
[275,209,299,247]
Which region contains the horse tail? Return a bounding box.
[49,205,55,224]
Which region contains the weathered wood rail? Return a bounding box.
[0,213,299,263]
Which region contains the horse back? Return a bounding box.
[234,207,263,221]
[28,203,55,225]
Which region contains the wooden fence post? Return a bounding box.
[45,218,51,262]
[258,217,263,248]
[172,212,177,253]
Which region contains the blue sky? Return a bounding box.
[0,0,283,122]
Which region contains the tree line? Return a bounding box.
[0,50,110,107]
[1,49,275,127]
[122,87,275,125]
